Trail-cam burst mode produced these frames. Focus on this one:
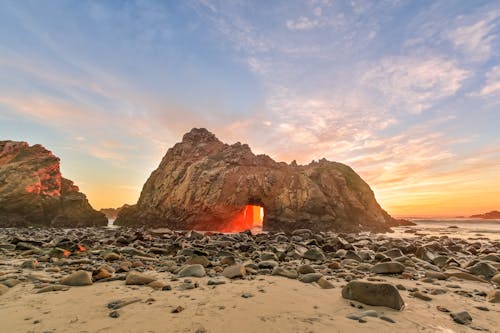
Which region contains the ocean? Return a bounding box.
[108,217,500,240]
[391,218,500,241]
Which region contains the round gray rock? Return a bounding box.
[342,280,404,310]
[178,264,206,278]
[371,262,405,274]
[299,273,323,283]
[303,248,325,261]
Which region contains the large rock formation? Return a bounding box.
[0,141,107,227]
[115,128,396,232]
[470,210,500,219]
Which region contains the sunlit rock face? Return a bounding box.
[0,141,107,227]
[115,128,396,233]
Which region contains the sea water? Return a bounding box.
[105,216,500,240]
[390,218,500,241]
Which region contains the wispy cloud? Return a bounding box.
[286,16,324,31]
[361,56,470,114]
[447,12,499,62]
[478,66,500,96]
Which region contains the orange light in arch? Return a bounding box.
[223,204,264,232]
[244,205,263,227]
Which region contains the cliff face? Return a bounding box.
[0,141,107,227]
[115,128,395,232]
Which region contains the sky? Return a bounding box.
[0,0,499,217]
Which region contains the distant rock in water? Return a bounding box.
[115,128,397,233]
[100,205,130,220]
[470,211,500,219]
[0,141,106,227]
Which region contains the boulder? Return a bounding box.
[271,267,298,279]
[299,273,323,283]
[0,141,106,227]
[222,264,246,279]
[342,281,405,310]
[92,267,113,281]
[257,260,279,269]
[317,277,334,289]
[186,255,210,268]
[450,311,472,325]
[298,264,316,274]
[371,262,405,274]
[178,264,206,278]
[468,262,497,280]
[303,248,325,261]
[115,128,396,233]
[125,271,157,285]
[444,270,488,283]
[383,248,404,259]
[60,270,93,286]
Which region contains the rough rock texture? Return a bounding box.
[115,128,396,232]
[0,141,106,227]
[342,280,405,310]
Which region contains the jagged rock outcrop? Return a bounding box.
[470,211,500,219]
[100,204,130,220]
[0,141,107,227]
[115,128,396,232]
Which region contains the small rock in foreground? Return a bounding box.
[125,271,156,285]
[60,270,93,286]
[450,311,472,325]
[171,306,185,313]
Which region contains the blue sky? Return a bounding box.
[1,0,499,216]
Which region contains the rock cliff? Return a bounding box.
[0,141,107,227]
[115,128,396,232]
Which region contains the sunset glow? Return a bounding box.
[222,205,264,232]
[1,1,499,217]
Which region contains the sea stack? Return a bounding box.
[0,141,107,227]
[115,128,395,232]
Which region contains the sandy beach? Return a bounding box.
[1,226,499,333]
[0,273,499,333]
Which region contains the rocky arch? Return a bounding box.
[115,128,396,233]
